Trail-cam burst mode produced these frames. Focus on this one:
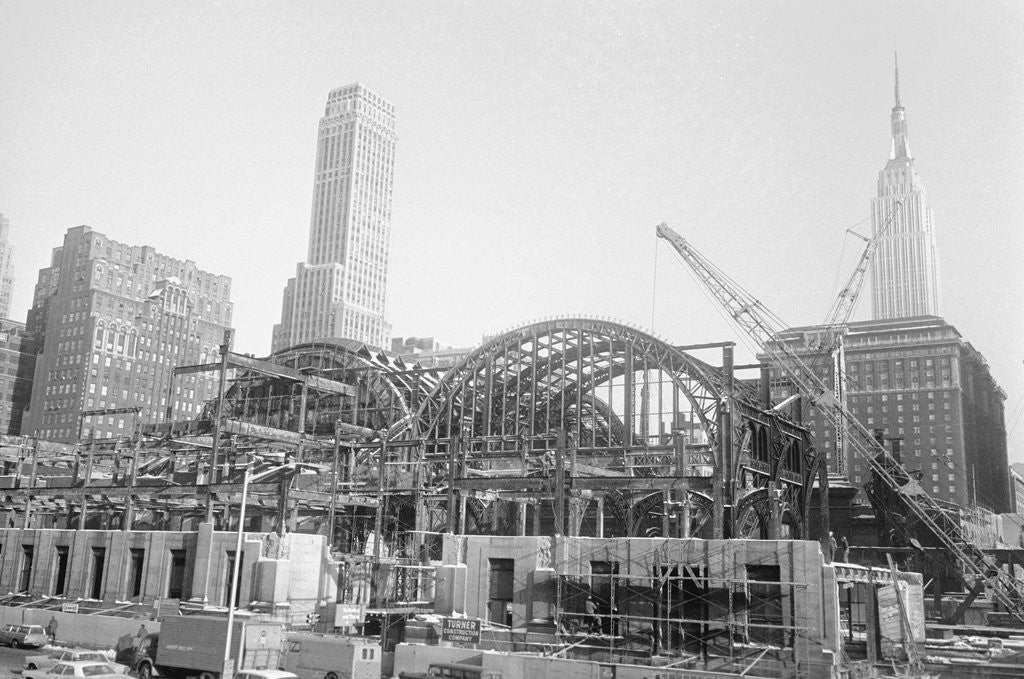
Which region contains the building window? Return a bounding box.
[224,550,245,606]
[167,551,187,599]
[487,558,515,627]
[19,545,34,593]
[90,547,106,599]
[746,564,787,647]
[52,546,69,596]
[127,548,145,599]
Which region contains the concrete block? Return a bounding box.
[433,565,467,616]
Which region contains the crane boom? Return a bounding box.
[819,203,901,478]
[656,222,1024,624]
[821,202,902,345]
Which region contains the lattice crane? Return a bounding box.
[815,204,900,477]
[656,222,1024,625]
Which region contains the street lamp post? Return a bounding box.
[222,459,252,678]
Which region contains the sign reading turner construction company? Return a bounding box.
[441,617,481,644]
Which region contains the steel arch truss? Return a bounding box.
[206,339,439,452]
[414,318,724,447]
[188,321,814,542]
[407,318,814,539]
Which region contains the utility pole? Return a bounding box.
[208,329,232,523]
[328,425,341,545]
[554,429,566,536]
[122,409,142,531]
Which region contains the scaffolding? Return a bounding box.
[548,538,818,676]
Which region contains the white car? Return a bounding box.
[25,649,118,671]
[0,623,49,648]
[24,661,123,679]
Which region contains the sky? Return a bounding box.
[1,1,1022,459]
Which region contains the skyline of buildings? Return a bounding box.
[21,225,234,442]
[767,63,1010,511]
[0,68,1016,497]
[272,83,397,353]
[870,57,942,321]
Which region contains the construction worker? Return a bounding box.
[542,450,555,474]
[585,597,600,633]
[838,536,850,562]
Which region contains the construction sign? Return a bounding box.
[441,617,481,645]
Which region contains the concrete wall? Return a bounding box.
[392,644,602,679]
[392,643,784,679]
[0,527,196,603]
[0,606,161,649]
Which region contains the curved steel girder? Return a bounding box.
[731,423,809,538]
[484,353,716,447]
[628,490,715,538]
[554,358,716,444]
[412,318,726,446]
[734,488,771,539]
[270,341,417,433]
[478,331,723,435]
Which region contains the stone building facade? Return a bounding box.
[22,226,234,441]
[770,316,1009,512]
[0,525,327,616]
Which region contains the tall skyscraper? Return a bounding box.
[870,56,941,320]
[272,84,396,352]
[0,214,15,319]
[23,226,234,442]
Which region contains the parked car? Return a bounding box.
[24,661,123,679]
[25,649,122,672]
[0,623,49,648]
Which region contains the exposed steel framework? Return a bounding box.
[398,318,814,542]
[0,318,817,551]
[192,318,815,545]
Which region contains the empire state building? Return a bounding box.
[272,84,396,351]
[870,57,941,320]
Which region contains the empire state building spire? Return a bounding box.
[870,54,941,320]
[890,52,911,160]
